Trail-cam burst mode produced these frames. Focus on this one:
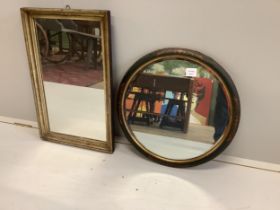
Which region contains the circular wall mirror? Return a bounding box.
[118,48,240,167]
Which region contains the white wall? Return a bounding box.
[1,0,280,164]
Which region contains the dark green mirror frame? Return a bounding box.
[117,48,240,167]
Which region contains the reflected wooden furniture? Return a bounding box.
[75,20,102,69]
[126,73,194,133]
[36,19,101,68]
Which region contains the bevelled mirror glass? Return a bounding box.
[21,8,113,152]
[118,48,240,166]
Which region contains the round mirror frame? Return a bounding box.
[117,48,240,167]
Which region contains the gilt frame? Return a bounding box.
[21,7,113,153]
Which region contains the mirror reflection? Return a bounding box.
[124,59,229,159]
[36,18,106,141]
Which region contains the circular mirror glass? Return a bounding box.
[118,48,240,167]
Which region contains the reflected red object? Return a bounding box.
[194,78,213,123]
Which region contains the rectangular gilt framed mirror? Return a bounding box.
[21,7,113,153]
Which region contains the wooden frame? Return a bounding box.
[117,48,240,167]
[21,7,113,153]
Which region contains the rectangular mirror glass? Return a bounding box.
[21,8,113,152]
